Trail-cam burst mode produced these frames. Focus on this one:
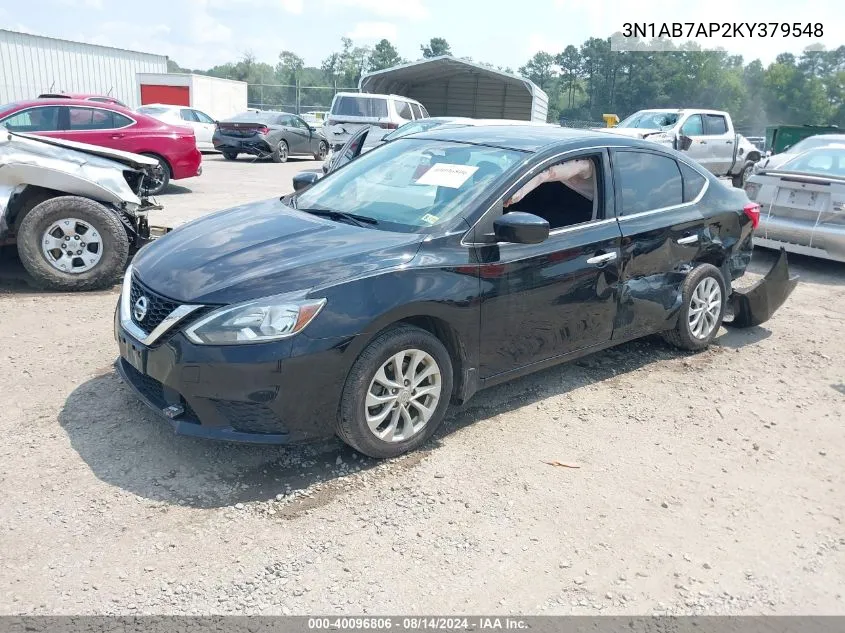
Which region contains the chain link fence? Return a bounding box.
[558,118,606,129]
[247,83,359,114]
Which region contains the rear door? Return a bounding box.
[611,149,709,340]
[703,113,734,175]
[61,106,137,151]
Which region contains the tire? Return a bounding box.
[337,324,454,459]
[271,140,289,163]
[16,196,129,291]
[313,141,328,161]
[222,151,238,161]
[732,162,753,188]
[140,153,171,195]
[662,263,727,351]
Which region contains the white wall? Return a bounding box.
[0,29,167,108]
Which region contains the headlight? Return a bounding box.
[744,182,761,201]
[184,296,326,345]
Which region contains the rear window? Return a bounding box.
[138,106,169,115]
[227,111,279,124]
[333,96,388,118]
[780,147,845,178]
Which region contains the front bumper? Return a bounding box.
[727,247,798,328]
[113,288,354,444]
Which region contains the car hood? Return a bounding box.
[132,197,423,305]
[596,127,662,138]
[11,130,159,170]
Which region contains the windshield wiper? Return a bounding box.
[298,207,378,227]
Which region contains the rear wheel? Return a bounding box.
[16,196,129,291]
[732,162,753,188]
[140,154,170,195]
[337,325,453,459]
[222,151,238,161]
[271,140,289,163]
[662,264,726,351]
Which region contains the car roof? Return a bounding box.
[38,92,116,99]
[4,98,135,112]
[407,124,619,152]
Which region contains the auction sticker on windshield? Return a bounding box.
[416,163,478,188]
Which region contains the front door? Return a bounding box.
[476,150,622,378]
[286,115,313,154]
[679,114,711,171]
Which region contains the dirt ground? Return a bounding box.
[1,155,843,615]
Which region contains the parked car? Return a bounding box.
[137,103,218,152]
[602,108,762,187]
[323,92,429,150]
[753,134,845,174]
[38,92,128,108]
[115,126,796,458]
[0,99,202,195]
[301,111,328,127]
[1,128,167,290]
[295,117,559,191]
[212,110,329,163]
[745,144,845,262]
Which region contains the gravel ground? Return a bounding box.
[0,155,843,615]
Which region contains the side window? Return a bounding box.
[679,162,707,202]
[68,107,120,130]
[504,155,601,230]
[395,100,413,121]
[1,106,62,132]
[410,103,423,119]
[704,114,728,135]
[290,117,308,129]
[278,115,293,126]
[419,105,430,118]
[614,151,683,215]
[680,115,703,136]
[370,98,388,119]
[193,110,214,124]
[180,108,199,122]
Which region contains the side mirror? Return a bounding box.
[493,212,549,244]
[309,125,317,132]
[292,171,320,192]
[678,135,693,151]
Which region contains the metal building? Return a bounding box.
[359,56,549,123]
[0,29,167,108]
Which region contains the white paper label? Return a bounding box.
[415,163,479,189]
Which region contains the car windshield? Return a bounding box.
[617,112,679,130]
[227,111,278,123]
[787,135,845,154]
[295,139,525,233]
[779,147,845,178]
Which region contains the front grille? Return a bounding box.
[213,399,285,435]
[129,276,179,334]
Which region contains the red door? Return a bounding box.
[140,84,190,106]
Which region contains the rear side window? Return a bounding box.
[679,162,707,202]
[1,106,62,132]
[614,150,683,215]
[180,108,199,122]
[334,96,388,118]
[193,110,214,124]
[704,114,728,135]
[419,105,430,118]
[68,107,132,130]
[410,103,423,119]
[395,100,413,121]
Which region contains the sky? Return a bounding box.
[3,0,844,72]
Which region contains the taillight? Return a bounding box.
[743,202,761,229]
[255,126,269,135]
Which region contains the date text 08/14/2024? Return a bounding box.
[622,22,823,38]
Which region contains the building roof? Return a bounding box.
[0,29,167,60]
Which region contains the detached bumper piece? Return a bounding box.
[727,248,798,328]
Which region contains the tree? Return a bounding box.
[556,45,582,110]
[277,51,305,85]
[421,37,451,58]
[519,51,557,90]
[369,39,403,71]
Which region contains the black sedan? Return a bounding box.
[115,126,797,458]
[212,110,329,163]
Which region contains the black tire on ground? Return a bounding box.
[313,141,328,161]
[222,151,238,161]
[271,140,289,163]
[140,153,171,195]
[16,196,129,291]
[337,324,454,459]
[661,263,727,351]
[732,162,753,188]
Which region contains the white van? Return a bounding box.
[323,92,429,150]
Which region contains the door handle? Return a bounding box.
[111,133,124,139]
[726,140,733,144]
[699,141,707,145]
[676,235,699,245]
[586,252,617,265]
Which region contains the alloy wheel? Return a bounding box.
[365,349,442,443]
[41,218,103,274]
[688,277,722,339]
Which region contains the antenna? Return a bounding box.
[107,86,114,96]
[49,81,55,91]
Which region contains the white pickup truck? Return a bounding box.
[599,109,762,187]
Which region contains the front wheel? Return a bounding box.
[140,154,171,195]
[337,325,453,458]
[271,140,289,163]
[313,141,328,161]
[662,264,726,351]
[222,151,238,161]
[16,196,129,291]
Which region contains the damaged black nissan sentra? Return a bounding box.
[115,126,797,458]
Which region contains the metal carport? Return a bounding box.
[359,56,548,123]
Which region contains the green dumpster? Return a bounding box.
[765,124,840,155]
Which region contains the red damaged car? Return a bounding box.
[0,99,202,194]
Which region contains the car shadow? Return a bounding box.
[59,334,763,510]
[160,184,193,195]
[713,325,772,349]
